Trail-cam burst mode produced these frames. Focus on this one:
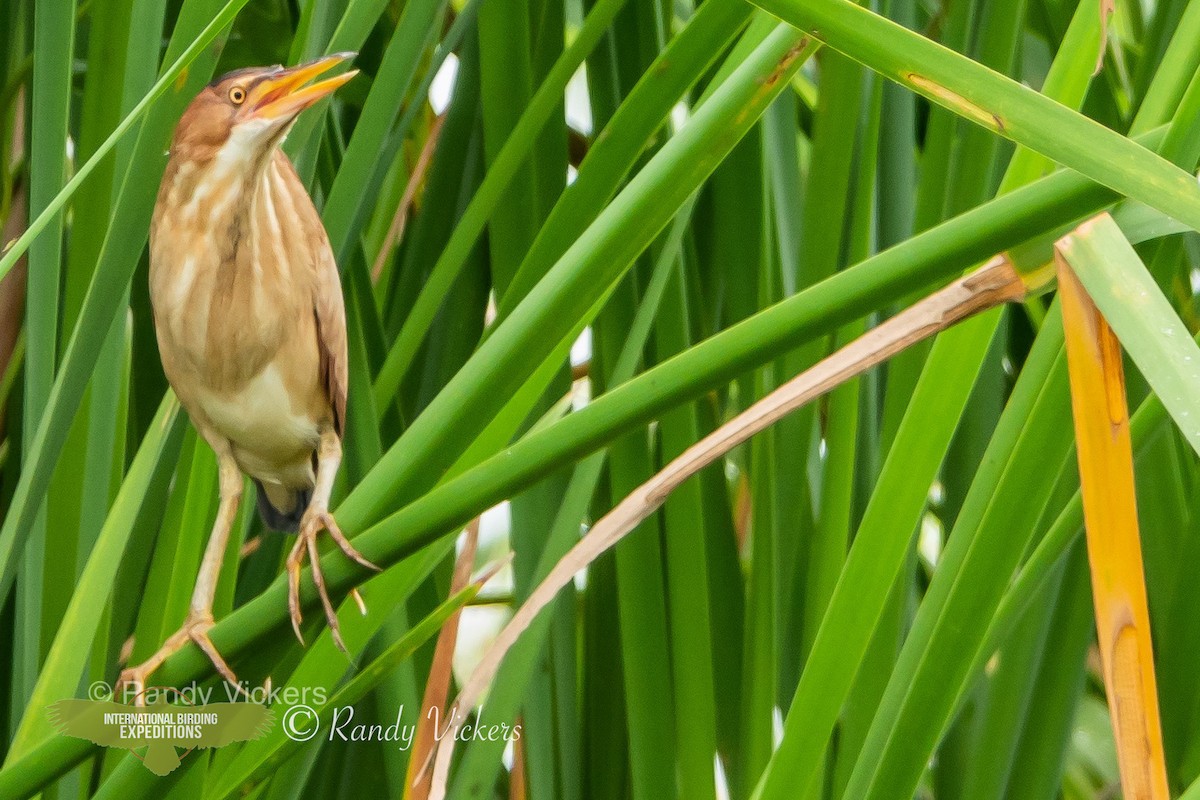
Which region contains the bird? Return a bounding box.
[119,53,379,700]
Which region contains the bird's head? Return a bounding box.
[169,52,357,166]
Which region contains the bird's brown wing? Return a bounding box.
[313,243,349,437]
[275,149,348,437]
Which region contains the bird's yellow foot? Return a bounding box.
[116,613,242,705]
[286,509,380,652]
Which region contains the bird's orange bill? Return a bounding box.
[1056,221,1169,800]
[250,52,358,120]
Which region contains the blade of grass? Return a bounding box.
[1056,213,1200,456]
[1003,543,1094,800]
[750,0,1200,234]
[371,0,738,408]
[583,31,681,787]
[821,64,884,792]
[1057,235,1170,799]
[475,4,572,789]
[429,256,1028,793]
[793,50,864,719]
[761,90,812,721]
[320,0,448,264]
[446,202,693,799]
[476,0,537,296]
[0,0,249,285]
[839,35,1200,800]
[652,248,719,799]
[755,3,1111,790]
[13,0,76,737]
[4,394,181,758]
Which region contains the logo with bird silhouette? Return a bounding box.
[47,692,273,775]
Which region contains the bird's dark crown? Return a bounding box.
[208,65,283,89]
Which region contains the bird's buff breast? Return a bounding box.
[151,263,323,479]
[195,364,320,470]
[151,253,323,474]
[150,158,326,476]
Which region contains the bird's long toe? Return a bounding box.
[116,665,151,707]
[116,614,240,705]
[186,616,243,696]
[286,511,377,653]
[286,536,308,645]
[311,510,380,573]
[306,531,347,652]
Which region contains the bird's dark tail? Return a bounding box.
[254,480,310,533]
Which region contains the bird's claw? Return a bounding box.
[186,616,247,697]
[116,613,246,705]
[116,664,151,707]
[286,510,380,652]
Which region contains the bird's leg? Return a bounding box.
[287,429,380,652]
[118,448,245,705]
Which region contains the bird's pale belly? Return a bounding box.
[193,362,320,487]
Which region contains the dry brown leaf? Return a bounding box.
[371,113,447,283]
[424,254,1028,800]
[1056,222,1169,800]
[404,518,480,800]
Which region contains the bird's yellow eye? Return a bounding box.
[229,87,246,104]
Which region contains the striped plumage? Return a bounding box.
[150,144,345,526]
[118,54,375,702]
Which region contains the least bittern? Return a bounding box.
[121,53,378,698]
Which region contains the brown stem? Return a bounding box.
[405,516,479,800]
[371,114,447,284]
